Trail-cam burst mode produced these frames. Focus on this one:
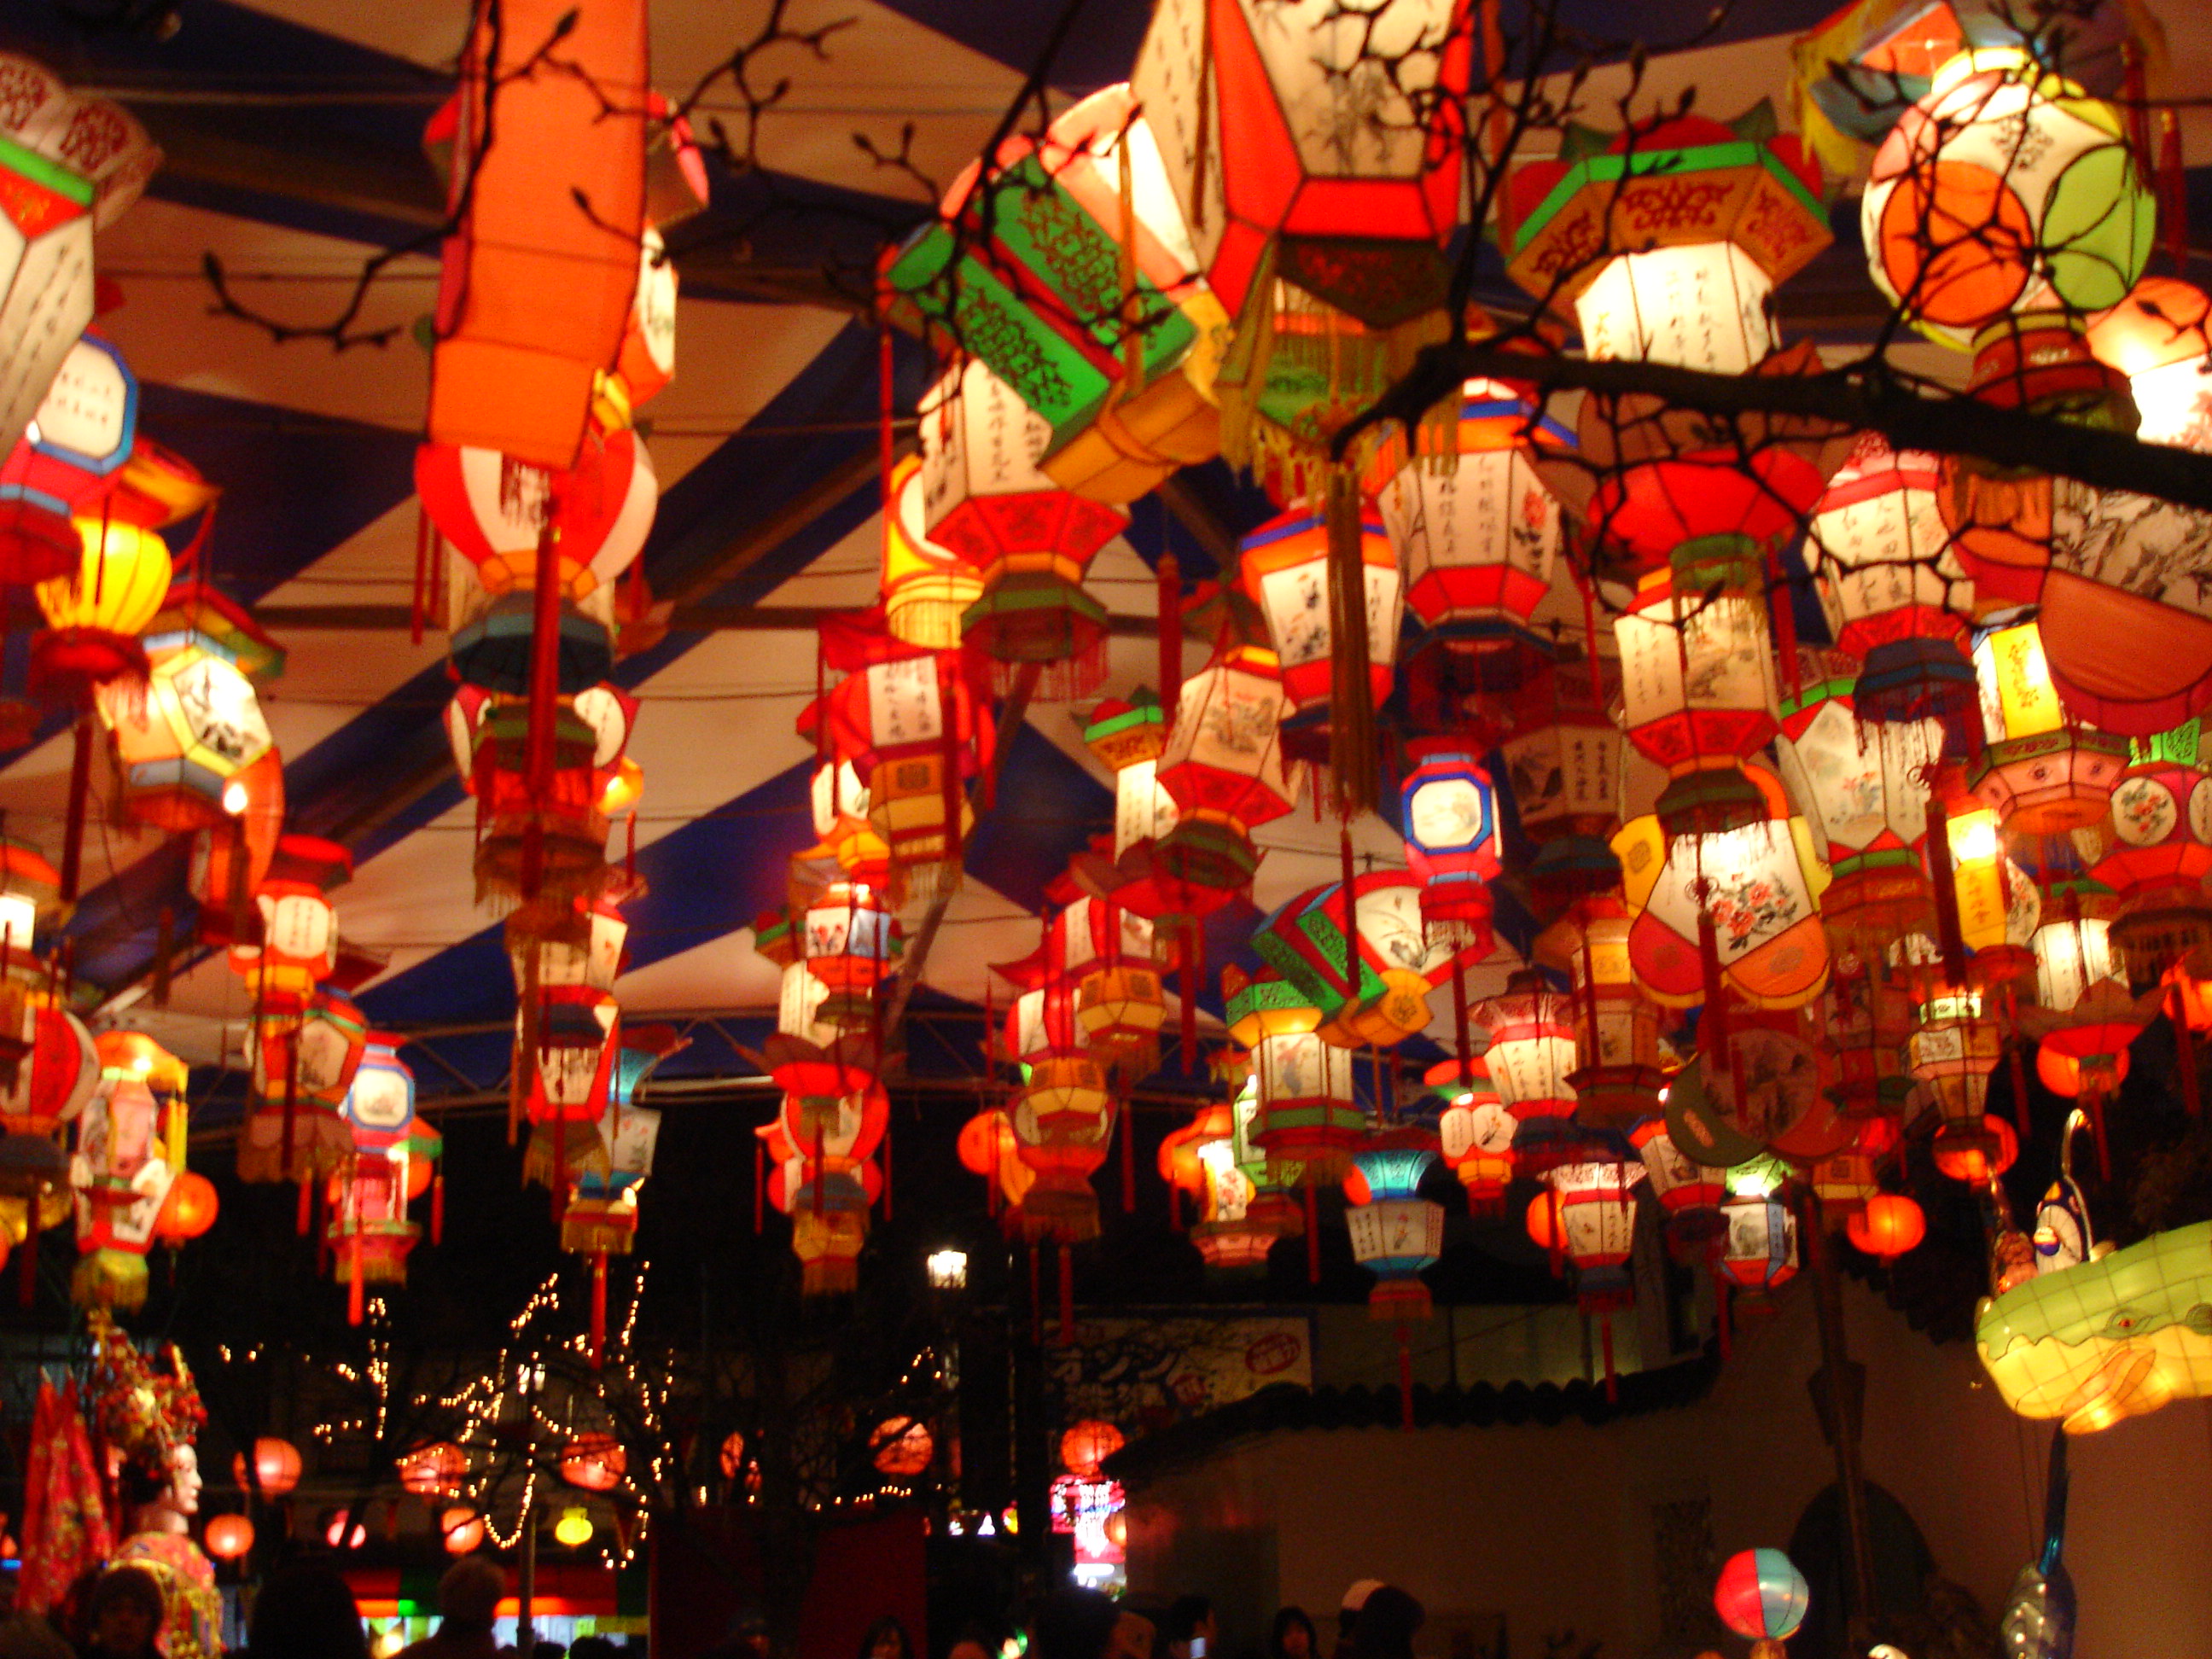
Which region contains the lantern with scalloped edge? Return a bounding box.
[1343,1127,1444,1321]
[2087,724,2212,980]
[1229,974,1361,1182]
[1630,1118,1729,1252]
[32,517,170,708]
[69,1031,186,1312]
[1432,1057,1515,1215]
[1968,619,2129,834]
[1153,644,1301,895]
[1474,971,1582,1170]
[1237,504,1400,764]
[228,836,350,1000]
[1400,741,1499,954]
[1499,662,1625,914]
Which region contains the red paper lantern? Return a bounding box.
[415,416,656,602]
[233,1437,301,1496]
[153,1171,218,1243]
[1238,504,1399,761]
[559,1434,626,1492]
[441,1506,486,1555]
[1060,1419,1126,1477]
[398,1442,469,1499]
[203,1514,253,1562]
[1154,644,1301,894]
[870,1417,934,1478]
[1847,1193,1926,1262]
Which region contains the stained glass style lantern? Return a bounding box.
[1343,1127,1445,1320]
[1807,434,1976,727]
[1967,620,2129,834]
[1473,971,1581,1169]
[1400,740,1500,954]
[919,360,1127,701]
[31,517,170,707]
[883,455,982,651]
[2087,723,2212,981]
[1154,643,1301,894]
[1238,503,1400,760]
[1228,973,1362,1181]
[0,331,137,585]
[1129,0,1476,323]
[69,1031,186,1312]
[1433,1058,1515,1215]
[1773,654,1941,949]
[1630,1118,1729,1253]
[1559,897,1664,1128]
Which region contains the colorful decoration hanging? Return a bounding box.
[1343,1126,1444,1320]
[328,1033,441,1324]
[69,1032,187,1312]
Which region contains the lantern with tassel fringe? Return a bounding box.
[1556,895,1665,1128]
[1238,502,1400,766]
[1344,1126,1444,1321]
[1154,643,1302,894]
[824,634,987,903]
[1474,971,1584,1171]
[1229,971,1361,1184]
[327,1034,438,1324]
[1630,1118,1729,1254]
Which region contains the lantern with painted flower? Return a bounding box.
[802,882,899,1030]
[1153,643,1301,895]
[1229,973,1361,1182]
[2088,723,2212,981]
[1473,972,1581,1169]
[1237,503,1400,763]
[1968,619,2129,834]
[69,1032,186,1312]
[1432,1058,1515,1215]
[1400,740,1500,954]
[1343,1126,1445,1320]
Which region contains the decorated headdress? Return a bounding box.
[84,1311,205,1475]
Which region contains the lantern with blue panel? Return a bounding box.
[0,331,135,585]
[560,1026,678,1357]
[1713,1546,1810,1659]
[329,1033,439,1324]
[1719,1185,1799,1296]
[1401,739,1499,956]
[1343,1126,1444,1320]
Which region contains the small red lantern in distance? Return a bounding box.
[154,1172,219,1243]
[233,1437,301,1496]
[870,1417,934,1478]
[1847,1194,1926,1263]
[719,1430,748,1480]
[441,1505,486,1555]
[559,1433,626,1492]
[398,1441,469,1499]
[323,1509,367,1550]
[204,1514,253,1561]
[1524,1190,1559,1253]
[1059,1419,1125,1478]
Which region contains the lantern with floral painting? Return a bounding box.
[0,332,137,586]
[1237,504,1400,763]
[1254,874,1452,1050]
[1400,741,1500,954]
[329,1034,440,1324]
[801,882,899,1030]
[882,456,982,651]
[1432,1058,1515,1215]
[1717,1188,1799,1292]
[1129,0,1474,324]
[1154,643,1301,894]
[1376,378,1569,716]
[2087,724,2212,981]
[1806,435,1976,728]
[1773,655,1941,950]
[1556,896,1665,1128]
[1498,662,1625,913]
[1473,972,1582,1169]
[1343,1127,1444,1320]
[915,361,1126,701]
[1630,1118,1729,1252]
[824,632,989,901]
[1506,110,1837,578]
[69,1032,187,1312]
[1968,619,2129,834]
[1228,973,1361,1181]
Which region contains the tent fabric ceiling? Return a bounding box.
[8,0,2212,1104]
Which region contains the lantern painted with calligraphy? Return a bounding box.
[1343,1128,1444,1320]
[802,882,899,1028]
[1237,504,1400,760]
[1474,972,1581,1169]
[1230,975,1361,1181]
[1969,619,2129,834]
[1434,1058,1515,1215]
[69,1032,185,1312]
[229,836,349,999]
[829,647,986,902]
[1559,897,1664,1128]
[1154,644,1301,894]
[1545,1157,1645,1330]
[0,69,104,472]
[1400,741,1500,953]
[1499,663,1624,913]
[1631,1118,1729,1252]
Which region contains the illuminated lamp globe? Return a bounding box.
[870,1417,934,1478]
[1524,1190,1560,1252]
[553,1507,593,1548]
[1933,1115,2019,1183]
[203,1514,253,1562]
[440,1506,486,1555]
[1059,1419,1125,1478]
[1103,1512,1128,1550]
[397,1442,469,1499]
[1846,1194,1927,1263]
[324,1510,367,1551]
[233,1437,301,1496]
[153,1172,218,1243]
[1714,1546,1810,1652]
[719,1430,748,1480]
[559,1434,625,1492]
[405,1155,434,1202]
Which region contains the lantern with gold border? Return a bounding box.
[1431,1057,1514,1216]
[1060,897,1166,1080]
[1400,740,1500,954]
[1498,661,1625,915]
[1254,874,1452,1051]
[235,991,363,1188]
[228,836,350,1001]
[1630,1118,1729,1253]
[1227,972,1361,1182]
[1010,1050,1115,1247]
[1906,974,2007,1181]
[1153,643,1301,895]
[1237,504,1400,764]
[1807,434,1976,729]
[1343,1126,1444,1321]
[1968,620,2129,835]
[1473,971,1582,1170]
[2082,723,2212,982]
[69,1032,187,1313]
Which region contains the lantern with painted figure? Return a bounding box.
[1433,1057,1516,1215]
[70,1032,186,1312]
[1237,503,1400,763]
[801,882,900,1030]
[1497,661,1624,916]
[1630,1117,1729,1253]
[1153,643,1302,896]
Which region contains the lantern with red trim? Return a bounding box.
[0,837,57,992]
[31,517,170,709]
[191,748,285,947]
[1498,661,1625,915]
[2022,899,2157,1167]
[1153,643,1301,896]
[1342,1126,1444,1320]
[2085,723,2212,981]
[1773,652,1941,950]
[328,1034,439,1324]
[452,681,635,908]
[550,1027,672,1359]
[1809,1114,1900,1220]
[1051,896,1166,1080]
[69,1031,187,1312]
[1967,619,2129,834]
[1254,873,1452,1050]
[1431,1058,1514,1216]
[1473,971,1581,1170]
[1556,896,1664,1128]
[234,992,361,1190]
[1544,1155,1645,1390]
[1821,957,1917,1121]
[958,1105,1034,1214]
[508,892,627,1007]
[521,987,619,1129]
[0,332,137,585]
[806,759,896,897]
[0,997,96,1230]
[801,882,900,1030]
[1194,1080,1298,1270]
[1630,1117,1729,1253]
[1906,975,2006,1181]
[882,455,982,652]
[1718,1174,1800,1298]
[758,1033,886,1296]
[1228,973,1361,1183]
[920,359,1126,702]
[228,835,349,1000]
[1237,503,1400,764]
[1128,0,1474,324]
[1400,741,1499,954]
[1009,1046,1115,1246]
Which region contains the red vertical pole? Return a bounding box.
[521,519,562,902]
[59,717,90,904]
[1157,554,1181,726]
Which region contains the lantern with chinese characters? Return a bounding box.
[69,1032,186,1312]
[1060,897,1166,1080]
[2055,278,2212,733]
[1507,111,1838,577]
[1556,897,1664,1128]
[758,1036,885,1296]
[1153,644,1301,894]
[2087,724,2212,981]
[801,882,899,1029]
[1229,974,1361,1182]
[1615,548,1780,841]
[1969,620,2129,834]
[808,758,895,897]
[1546,1155,1646,1392]
[0,332,137,586]
[882,85,1227,503]
[1376,378,1568,712]
[1254,874,1451,1050]
[101,580,282,834]
[882,456,981,651]
[1433,1058,1515,1215]
[1237,503,1400,763]
[521,987,618,1145]
[229,835,349,999]
[824,634,988,900]
[1807,434,1976,727]
[1474,972,1581,1169]
[1821,956,1916,1121]
[457,681,636,906]
[508,891,626,1005]
[1630,1117,1729,1253]
[32,518,170,707]
[329,1034,439,1324]
[1773,655,1941,949]
[1400,741,1500,953]
[1498,662,1624,914]
[1129,0,1474,323]
[918,360,1126,701]
[1343,1127,1444,1321]
[1718,1188,1799,1293]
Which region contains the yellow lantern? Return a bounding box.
[1968,620,2128,833]
[31,519,172,705]
[882,454,981,651]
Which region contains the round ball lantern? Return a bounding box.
[203,1514,253,1562]
[559,1434,626,1492]
[870,1417,934,1478]
[32,518,171,707]
[1714,1547,1810,1658]
[398,1441,469,1499]
[233,1437,301,1496]
[152,1172,218,1243]
[1060,1419,1126,1477]
[440,1507,486,1555]
[1847,1193,1927,1263]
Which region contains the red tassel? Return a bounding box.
[878,324,897,515]
[1338,827,1359,1000]
[1119,1097,1136,1213]
[1158,553,1182,728]
[347,1239,364,1326]
[296,1177,311,1239]
[1548,1187,1564,1278]
[754,1135,765,1234]
[1179,924,1199,1073]
[1057,1243,1076,1346]
[812,1116,826,1217]
[2087,1088,2111,1182]
[591,1253,608,1368]
[2174,982,2202,1119]
[431,1172,445,1246]
[411,507,431,646]
[1768,550,1800,700]
[1925,793,1967,985]
[1581,567,1603,703]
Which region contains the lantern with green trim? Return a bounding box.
[2084,722,2212,981]
[1228,971,1362,1183]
